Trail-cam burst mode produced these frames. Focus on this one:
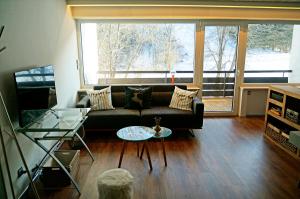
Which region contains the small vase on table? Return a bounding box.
[154,116,161,136]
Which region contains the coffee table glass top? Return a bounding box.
[117,126,155,141]
[152,127,172,138]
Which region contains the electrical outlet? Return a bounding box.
[17,167,25,178]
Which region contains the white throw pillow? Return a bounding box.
[169,86,197,111]
[87,86,114,110]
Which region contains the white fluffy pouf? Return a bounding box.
[97,168,134,199]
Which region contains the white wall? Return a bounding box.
[289,25,300,83]
[239,88,268,116]
[0,0,80,197]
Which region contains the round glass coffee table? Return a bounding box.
[140,127,172,166]
[117,126,155,170]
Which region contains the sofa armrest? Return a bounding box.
[192,97,204,117]
[76,95,90,108]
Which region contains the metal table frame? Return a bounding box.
[140,127,172,167]
[18,108,95,195]
[116,126,154,170]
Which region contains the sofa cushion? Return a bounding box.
[94,85,126,107]
[87,86,114,110]
[169,86,197,111]
[85,107,140,129]
[124,86,152,109]
[140,106,195,128]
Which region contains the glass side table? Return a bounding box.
[117,126,155,170]
[17,108,94,195]
[140,127,172,166]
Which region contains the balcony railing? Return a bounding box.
[203,70,292,97]
[95,69,292,97]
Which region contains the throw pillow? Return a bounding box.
[169,86,197,111]
[124,86,152,109]
[87,86,114,110]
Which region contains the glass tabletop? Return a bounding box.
[117,126,155,141]
[152,127,172,138]
[19,108,90,132]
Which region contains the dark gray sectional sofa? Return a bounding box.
[76,85,204,131]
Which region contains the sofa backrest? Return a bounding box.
[151,85,186,106]
[93,85,187,107]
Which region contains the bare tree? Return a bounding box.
[205,26,237,78]
[96,24,184,80]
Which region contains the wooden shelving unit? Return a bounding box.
[265,85,300,158]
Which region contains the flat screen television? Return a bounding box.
[14,65,57,127]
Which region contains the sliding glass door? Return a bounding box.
[202,25,239,112]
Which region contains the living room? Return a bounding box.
[1,0,300,199]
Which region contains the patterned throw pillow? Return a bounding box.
[169,86,197,111]
[124,86,152,109]
[87,86,114,110]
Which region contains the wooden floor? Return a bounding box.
[38,117,300,199]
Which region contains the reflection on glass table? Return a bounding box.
[17,108,93,195]
[117,126,155,141]
[19,108,90,132]
[152,126,172,138]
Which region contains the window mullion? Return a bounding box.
[194,22,204,99]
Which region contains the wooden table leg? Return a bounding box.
[144,142,152,170]
[161,138,167,166]
[140,142,145,159]
[136,143,139,157]
[118,141,127,168]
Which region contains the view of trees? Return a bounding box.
[248,24,293,52]
[204,24,294,78]
[204,26,238,77]
[96,24,194,78]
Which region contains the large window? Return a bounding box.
[244,24,300,83]
[80,23,195,85]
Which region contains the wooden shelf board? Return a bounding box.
[270,85,300,99]
[240,86,269,90]
[187,84,200,91]
[268,98,283,107]
[267,111,300,130]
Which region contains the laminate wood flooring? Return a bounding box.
[39,117,300,199]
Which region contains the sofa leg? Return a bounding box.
[189,129,195,137]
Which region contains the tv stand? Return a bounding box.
[17,108,94,195]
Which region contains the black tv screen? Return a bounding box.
[14,65,57,127]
